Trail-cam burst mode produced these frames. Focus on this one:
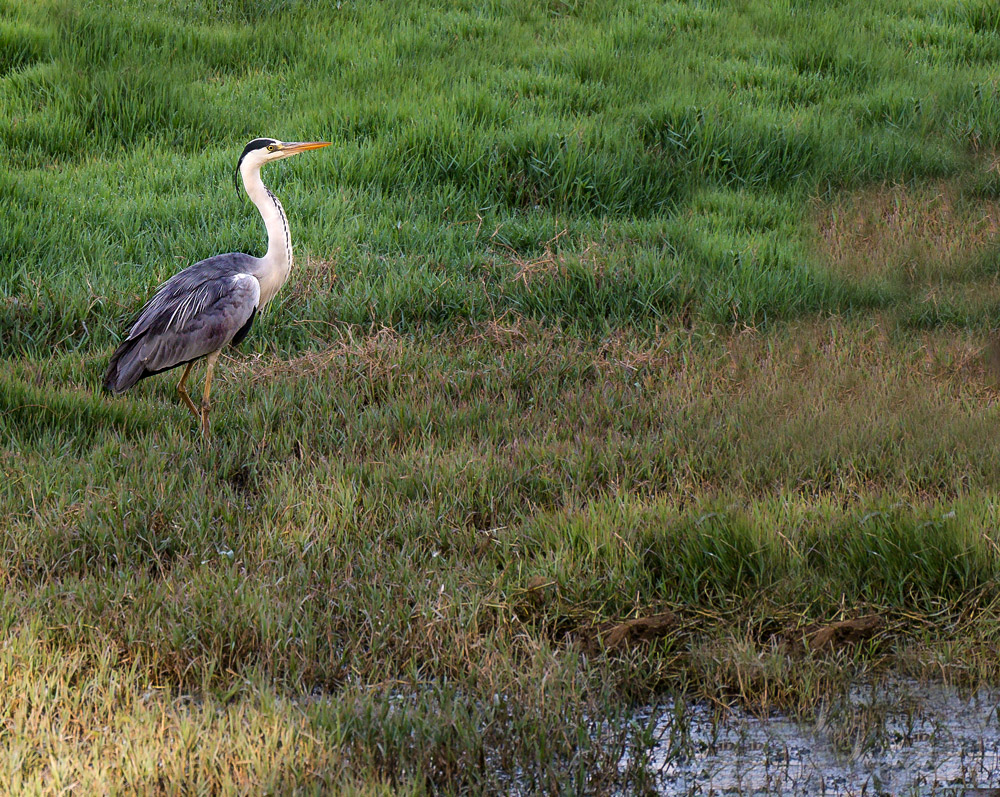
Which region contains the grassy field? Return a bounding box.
[4,0,1000,792]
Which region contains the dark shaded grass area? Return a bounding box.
[6,320,1000,789]
[7,321,1000,667]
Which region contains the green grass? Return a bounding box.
[4,0,1000,792]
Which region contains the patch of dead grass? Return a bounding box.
[815,177,1000,284]
[228,312,1000,405]
[491,228,606,286]
[232,325,403,386]
[283,255,340,303]
[453,313,533,348]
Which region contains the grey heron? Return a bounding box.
[103,137,330,438]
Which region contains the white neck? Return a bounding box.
[240,159,292,307]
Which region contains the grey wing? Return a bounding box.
[132,271,261,374]
[127,252,260,340]
[104,258,261,393]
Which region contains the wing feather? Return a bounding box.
[127,252,259,339]
[136,273,260,374]
[104,253,262,393]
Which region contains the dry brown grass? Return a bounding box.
[490,228,608,287]
[213,313,1000,505]
[229,312,1000,403]
[231,325,404,386]
[282,255,340,303]
[814,177,1000,284]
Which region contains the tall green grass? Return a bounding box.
[3,0,1000,356]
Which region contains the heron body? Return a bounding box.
[103,138,330,438]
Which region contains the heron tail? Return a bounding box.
[103,337,146,394]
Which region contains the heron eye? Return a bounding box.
[267,144,276,152]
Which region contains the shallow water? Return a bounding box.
[629,680,1000,794]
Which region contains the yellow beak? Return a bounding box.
[280,141,331,153]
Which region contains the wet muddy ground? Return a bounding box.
[629,680,1000,794]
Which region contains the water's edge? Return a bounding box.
[626,679,1000,795]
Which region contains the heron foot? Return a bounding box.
[200,401,211,439]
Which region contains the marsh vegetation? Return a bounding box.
[3,0,1000,792]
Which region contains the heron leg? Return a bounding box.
[176,362,199,420]
[200,351,220,439]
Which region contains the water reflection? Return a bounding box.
[630,680,1000,794]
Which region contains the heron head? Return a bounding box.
[234,137,331,192]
